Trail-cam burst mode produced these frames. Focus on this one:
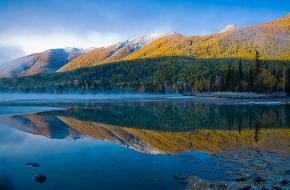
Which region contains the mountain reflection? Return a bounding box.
[1,102,290,154]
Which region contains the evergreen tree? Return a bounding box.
[254,50,263,92]
[209,73,215,92]
[238,59,243,91]
[285,68,290,96]
[225,63,232,90]
[255,50,262,74]
[254,120,260,143]
[218,72,226,91]
[248,67,254,91]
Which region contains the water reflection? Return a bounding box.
[1,102,289,154]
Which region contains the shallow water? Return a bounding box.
[0,94,289,190]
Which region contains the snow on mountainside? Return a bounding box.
[219,24,238,33]
[112,32,167,54]
[63,47,84,60]
[103,32,168,61]
[128,32,165,50]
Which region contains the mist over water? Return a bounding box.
[0,93,182,102]
[0,93,289,105]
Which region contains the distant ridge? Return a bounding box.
[0,48,83,77]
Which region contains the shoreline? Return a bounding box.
[0,93,289,106]
[186,147,290,190]
[0,91,288,98]
[183,92,287,99]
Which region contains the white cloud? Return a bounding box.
[0,46,24,64]
[0,32,124,55]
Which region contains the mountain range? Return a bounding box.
[0,13,289,78]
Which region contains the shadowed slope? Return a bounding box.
[0,48,83,77]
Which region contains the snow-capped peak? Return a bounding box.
[129,32,164,48]
[219,24,238,33]
[83,47,97,53]
[63,47,82,53]
[105,32,174,55]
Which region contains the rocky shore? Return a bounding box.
[186,148,290,190]
[184,92,287,99]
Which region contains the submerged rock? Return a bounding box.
[33,174,47,183]
[254,176,265,184]
[173,173,188,180]
[280,179,288,185]
[239,186,251,190]
[272,187,281,190]
[186,176,209,190]
[209,182,228,189]
[235,176,250,182]
[26,163,40,167]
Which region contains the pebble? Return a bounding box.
[32,174,47,183]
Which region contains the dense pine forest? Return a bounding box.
[0,51,290,95]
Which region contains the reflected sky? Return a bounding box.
[0,122,231,190]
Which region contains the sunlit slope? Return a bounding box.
[58,13,290,73]
[58,33,166,72]
[124,13,290,60]
[58,46,117,72]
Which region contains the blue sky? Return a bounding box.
[0,0,289,61]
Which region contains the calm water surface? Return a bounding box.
[0,94,289,190]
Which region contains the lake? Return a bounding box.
[0,94,289,190]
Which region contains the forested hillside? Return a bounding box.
[1,54,290,94]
